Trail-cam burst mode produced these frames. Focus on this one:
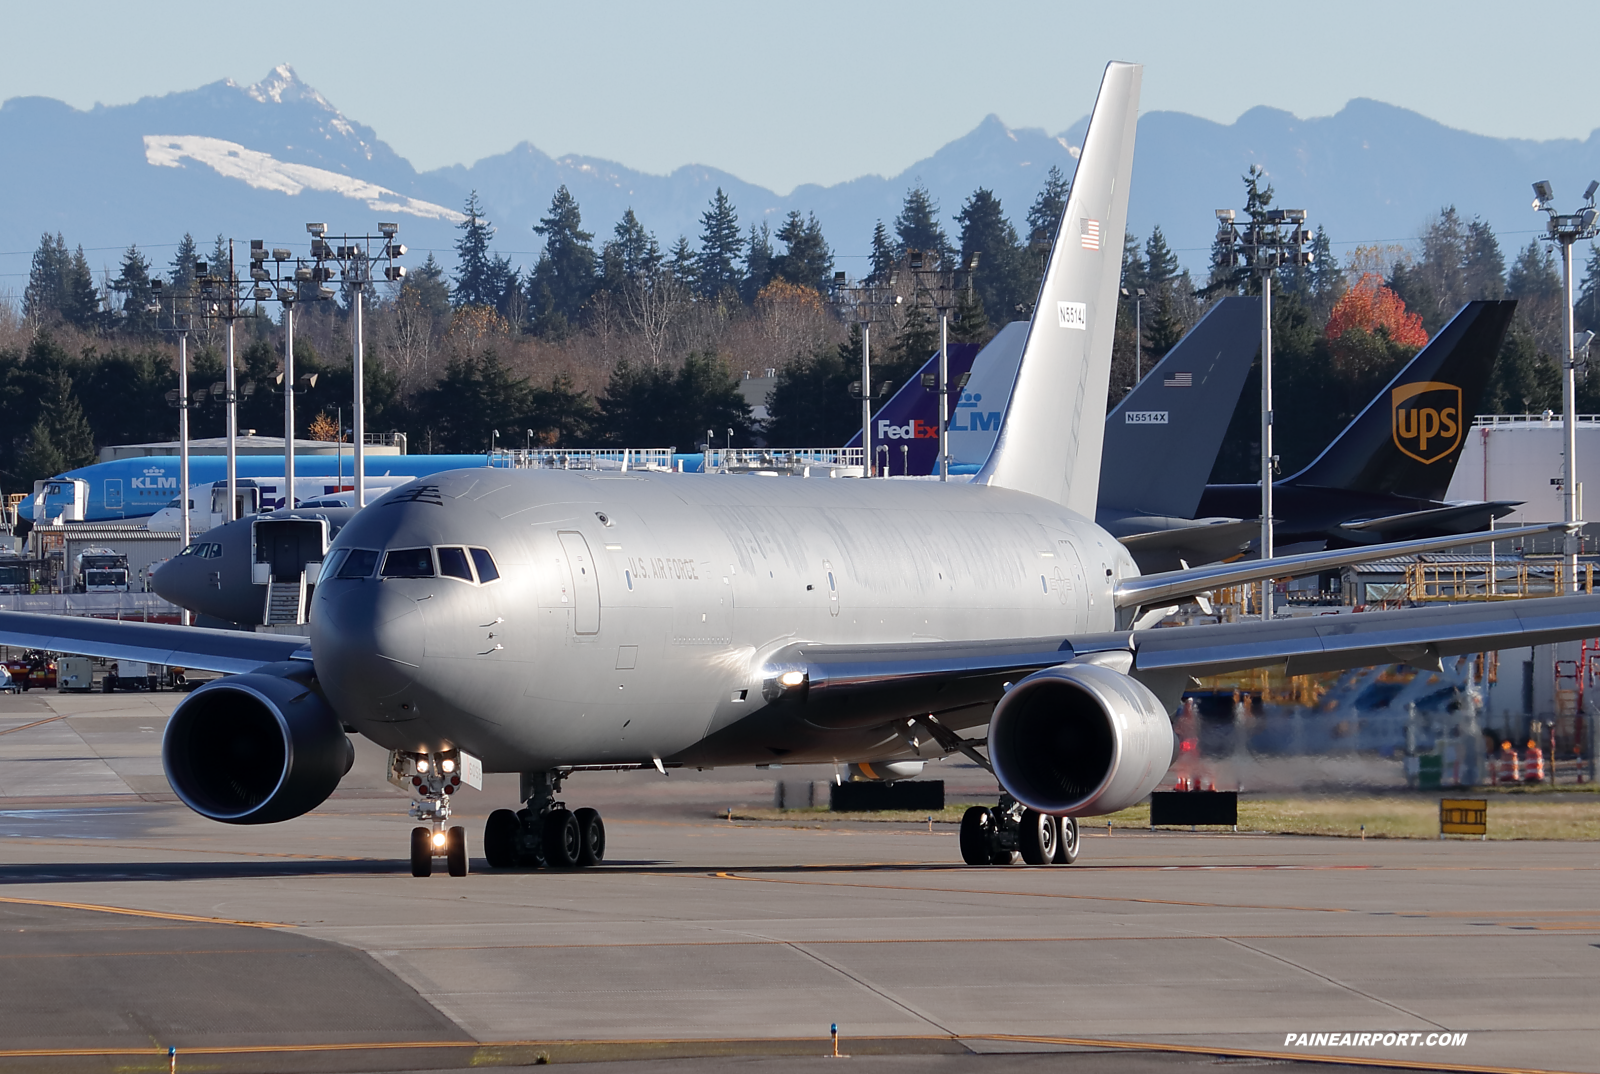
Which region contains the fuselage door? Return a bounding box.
[558,530,601,635]
[104,479,123,513]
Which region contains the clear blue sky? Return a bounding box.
[4,1,1597,193]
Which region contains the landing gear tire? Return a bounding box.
[484,809,521,869]
[542,807,582,868]
[410,826,433,877]
[575,807,605,866]
[960,806,996,866]
[1019,809,1058,865]
[1054,816,1080,865]
[446,825,469,877]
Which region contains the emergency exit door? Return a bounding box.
[558,531,601,635]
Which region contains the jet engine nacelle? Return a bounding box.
[162,662,354,824]
[848,761,925,782]
[988,661,1174,816]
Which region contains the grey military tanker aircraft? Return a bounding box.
[5,61,1600,879]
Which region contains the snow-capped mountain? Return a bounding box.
[4,65,1600,290]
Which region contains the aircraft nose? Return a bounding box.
[312,581,428,718]
[151,556,202,609]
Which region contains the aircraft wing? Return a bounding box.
[1113,522,1563,609]
[1114,518,1260,573]
[1333,501,1521,542]
[766,593,1600,734]
[0,612,307,675]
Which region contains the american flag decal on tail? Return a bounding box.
[1080,218,1100,250]
[1164,372,1193,387]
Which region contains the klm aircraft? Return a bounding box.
[4,63,1594,880]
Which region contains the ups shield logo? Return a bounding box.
[1391,381,1462,464]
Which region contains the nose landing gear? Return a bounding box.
[390,750,478,877]
[483,770,607,869]
[959,795,1079,866]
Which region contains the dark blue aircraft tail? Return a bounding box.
[1286,300,1515,501]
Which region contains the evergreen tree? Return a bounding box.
[1486,323,1560,413]
[1144,226,1178,284]
[110,245,157,336]
[956,188,1025,326]
[452,191,509,309]
[1025,165,1070,245]
[17,418,67,489]
[208,235,233,282]
[35,367,96,469]
[742,222,772,303]
[1507,239,1559,301]
[1304,225,1342,319]
[763,335,863,446]
[169,233,199,296]
[868,221,896,283]
[1578,243,1600,334]
[893,183,951,263]
[601,209,662,291]
[527,185,598,337]
[668,236,700,291]
[695,189,744,299]
[60,246,101,330]
[1120,230,1147,292]
[596,353,752,447]
[951,279,989,344]
[769,211,833,291]
[23,233,69,322]
[1463,218,1506,300]
[406,253,454,325]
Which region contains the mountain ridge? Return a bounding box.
[5,66,1600,287]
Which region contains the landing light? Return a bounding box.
[416,759,429,773]
[779,670,806,687]
[441,759,455,773]
[431,831,446,847]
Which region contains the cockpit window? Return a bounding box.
[179,543,199,556]
[469,547,500,583]
[321,549,349,579]
[381,548,435,578]
[437,546,473,581]
[337,549,380,579]
[207,543,222,558]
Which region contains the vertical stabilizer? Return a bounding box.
[1100,296,1261,518]
[1286,300,1515,500]
[975,62,1141,514]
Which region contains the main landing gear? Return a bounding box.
[482,770,606,870]
[959,795,1079,866]
[391,751,470,877]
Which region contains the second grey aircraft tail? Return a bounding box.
[1099,295,1261,519]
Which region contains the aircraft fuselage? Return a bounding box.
[311,468,1133,773]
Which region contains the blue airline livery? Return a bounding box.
[21,454,489,522]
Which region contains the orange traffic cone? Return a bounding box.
[1524,740,1545,783]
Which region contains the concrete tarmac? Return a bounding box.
[2,689,1598,1074]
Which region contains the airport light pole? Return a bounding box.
[837,273,892,475]
[909,250,969,482]
[307,224,405,508]
[151,279,194,624]
[1213,205,1313,618]
[1121,286,1146,384]
[249,238,331,509]
[194,246,250,521]
[1532,179,1600,593]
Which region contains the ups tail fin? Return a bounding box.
[1287,300,1515,500]
[1100,296,1261,518]
[975,62,1141,514]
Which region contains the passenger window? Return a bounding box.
[381,548,435,578]
[469,547,499,583]
[337,549,380,579]
[437,546,473,581]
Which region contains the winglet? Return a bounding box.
[975,61,1142,515]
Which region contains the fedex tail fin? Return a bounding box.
[975,61,1141,515]
[1100,295,1261,519]
[1287,300,1515,500]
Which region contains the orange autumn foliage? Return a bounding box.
[1324,273,1428,350]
